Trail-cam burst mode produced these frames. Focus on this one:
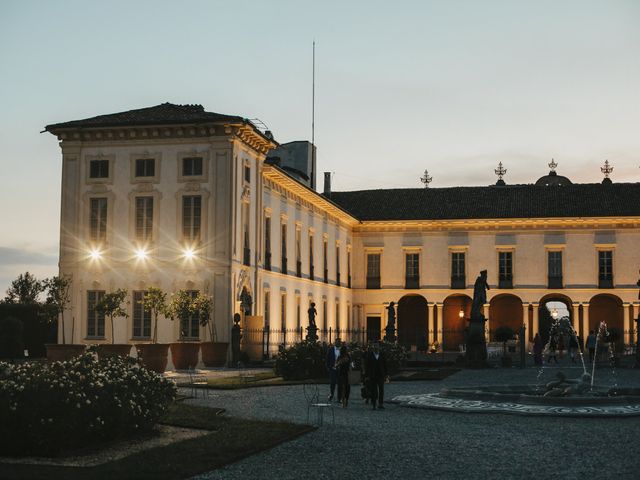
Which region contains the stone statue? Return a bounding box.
[307,302,317,328]
[384,301,396,342]
[465,270,490,367]
[240,288,252,316]
[231,313,242,366]
[470,270,490,320]
[543,371,592,397]
[306,302,318,342]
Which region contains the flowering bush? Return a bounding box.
[0,350,177,456]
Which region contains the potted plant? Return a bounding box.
[94,289,131,359]
[134,287,169,373]
[166,290,200,370]
[44,275,86,361]
[495,325,515,367]
[194,293,228,367]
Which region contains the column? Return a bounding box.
[572,303,580,335]
[427,303,435,344]
[582,303,589,339]
[531,303,539,338]
[623,303,631,345]
[522,303,530,348]
[436,303,443,346]
[483,303,490,341]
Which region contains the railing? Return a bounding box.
[405,276,419,289]
[281,257,287,275]
[265,251,271,271]
[366,276,380,289]
[547,276,562,289]
[451,276,466,289]
[296,260,302,278]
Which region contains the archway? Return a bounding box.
[397,294,428,349]
[443,295,472,351]
[538,293,573,345]
[589,294,624,350]
[489,294,523,341]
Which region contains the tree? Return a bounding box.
[139,287,167,343]
[4,272,44,304]
[95,289,129,344]
[192,293,214,341]
[166,290,195,339]
[44,275,72,344]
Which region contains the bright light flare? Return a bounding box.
[458,309,464,318]
[182,247,195,260]
[135,248,149,260]
[89,248,102,260]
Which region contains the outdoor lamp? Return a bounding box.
[135,247,148,260]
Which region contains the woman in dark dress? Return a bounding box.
[336,345,351,408]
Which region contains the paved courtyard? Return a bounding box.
[187,363,640,480]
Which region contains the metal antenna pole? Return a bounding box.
[311,40,316,190]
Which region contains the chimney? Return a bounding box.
[323,172,331,197]
[264,130,274,140]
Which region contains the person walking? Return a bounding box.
[365,341,388,410]
[336,345,351,408]
[532,333,543,366]
[568,334,579,363]
[326,339,342,401]
[586,330,597,363]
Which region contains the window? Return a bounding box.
[336,301,340,332]
[347,250,351,288]
[264,291,271,327]
[182,157,203,177]
[264,216,271,271]
[548,251,563,288]
[336,246,341,285]
[242,203,250,266]
[181,290,199,339]
[296,297,301,331]
[133,291,151,338]
[405,253,420,289]
[244,164,251,183]
[135,197,153,242]
[451,252,465,289]
[182,196,202,241]
[598,250,613,288]
[280,294,287,331]
[498,251,513,288]
[323,239,328,283]
[309,234,314,280]
[322,299,327,331]
[281,223,287,274]
[87,290,105,338]
[135,158,155,177]
[366,253,381,289]
[89,198,108,243]
[296,229,302,277]
[89,159,109,179]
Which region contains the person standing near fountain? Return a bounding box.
[586,330,597,363]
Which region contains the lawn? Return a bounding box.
[0,403,314,480]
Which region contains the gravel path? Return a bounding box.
[189,364,640,480]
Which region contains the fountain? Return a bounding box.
[392,276,640,416]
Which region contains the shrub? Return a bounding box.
[274,341,407,380]
[0,316,23,359]
[0,350,177,456]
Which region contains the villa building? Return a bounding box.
[46,103,640,363]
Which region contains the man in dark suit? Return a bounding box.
[326,339,342,401]
[365,341,388,410]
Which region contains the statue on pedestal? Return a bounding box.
[466,270,490,367]
[231,313,242,366]
[306,302,318,342]
[384,301,396,342]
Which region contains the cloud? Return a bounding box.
[0,246,58,266]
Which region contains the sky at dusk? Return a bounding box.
[0,0,639,295]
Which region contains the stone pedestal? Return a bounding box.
[465,315,488,368]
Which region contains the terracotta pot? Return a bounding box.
[96,344,132,360]
[135,343,170,373]
[45,344,87,362]
[200,342,229,367]
[170,342,200,370]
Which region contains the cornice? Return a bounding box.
[353,217,640,233]
[51,122,276,155]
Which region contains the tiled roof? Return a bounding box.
[328,183,640,221]
[45,103,245,131]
